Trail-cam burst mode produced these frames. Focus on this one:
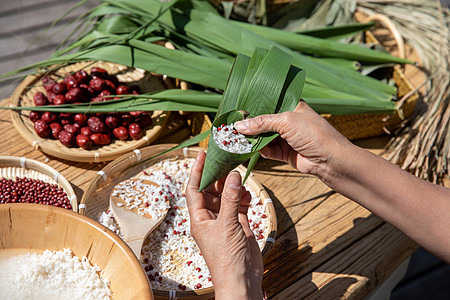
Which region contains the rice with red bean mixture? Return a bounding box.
[0,249,111,300]
[100,157,269,292]
[213,123,252,154]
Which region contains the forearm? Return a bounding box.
[320,143,450,262]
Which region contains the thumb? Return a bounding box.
[234,113,284,136]
[218,171,242,222]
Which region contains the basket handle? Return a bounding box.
[364,13,406,60]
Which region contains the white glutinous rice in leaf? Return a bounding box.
[213,123,252,154]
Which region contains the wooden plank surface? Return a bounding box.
[0,95,418,299]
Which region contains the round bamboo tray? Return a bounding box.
[0,203,153,299]
[0,156,77,212]
[10,61,171,162]
[80,144,277,299]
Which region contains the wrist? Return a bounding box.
[213,269,262,300]
[315,138,356,190]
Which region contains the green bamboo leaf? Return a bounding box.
[239,47,293,116]
[217,54,251,115]
[97,15,141,34]
[199,46,306,190]
[200,110,255,190]
[243,152,260,184]
[295,22,375,40]
[234,20,413,64]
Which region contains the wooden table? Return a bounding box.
[0,97,418,299]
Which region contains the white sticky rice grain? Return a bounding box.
[0,249,111,300]
[213,123,252,154]
[101,157,269,292]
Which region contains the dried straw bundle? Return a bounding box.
[356,0,450,182]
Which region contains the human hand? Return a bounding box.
[234,101,352,184]
[186,151,264,300]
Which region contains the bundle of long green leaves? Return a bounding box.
[1,0,412,118]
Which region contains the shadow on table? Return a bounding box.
[261,213,383,299]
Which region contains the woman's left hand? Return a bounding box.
[186,151,264,300]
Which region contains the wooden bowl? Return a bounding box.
[0,204,153,299]
[10,61,170,162]
[0,155,77,212]
[80,144,277,299]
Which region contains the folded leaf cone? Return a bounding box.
[199,46,306,190]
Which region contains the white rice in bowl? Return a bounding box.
[100,157,270,292]
[0,248,111,300]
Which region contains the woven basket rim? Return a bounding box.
[10,61,171,163]
[80,144,276,298]
[0,155,77,212]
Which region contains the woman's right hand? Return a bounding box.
[234,101,352,181]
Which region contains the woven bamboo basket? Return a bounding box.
[322,15,419,140]
[0,204,153,299]
[79,144,276,300]
[0,156,77,212]
[10,61,171,163]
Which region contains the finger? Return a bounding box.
[259,137,291,162]
[238,213,256,241]
[186,151,212,222]
[238,189,251,215]
[234,113,285,136]
[217,171,242,222]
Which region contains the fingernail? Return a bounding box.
[228,171,241,189]
[234,120,248,131]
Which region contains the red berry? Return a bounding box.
[129,111,144,117]
[52,83,67,95]
[90,67,108,79]
[116,85,129,95]
[49,122,63,139]
[34,120,50,138]
[63,124,80,135]
[112,126,129,141]
[88,116,106,133]
[29,111,41,123]
[53,94,66,106]
[97,90,112,101]
[75,70,90,84]
[128,123,143,140]
[58,113,73,125]
[74,114,88,127]
[89,78,106,92]
[80,127,93,136]
[135,113,152,128]
[64,74,79,89]
[65,87,87,103]
[33,92,48,106]
[104,80,116,92]
[42,76,56,92]
[121,113,133,127]
[58,130,75,147]
[76,134,93,149]
[41,112,57,124]
[90,133,111,145]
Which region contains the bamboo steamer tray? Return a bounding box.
[0,203,153,299]
[0,156,77,212]
[79,144,277,299]
[10,61,171,162]
[322,15,419,141]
